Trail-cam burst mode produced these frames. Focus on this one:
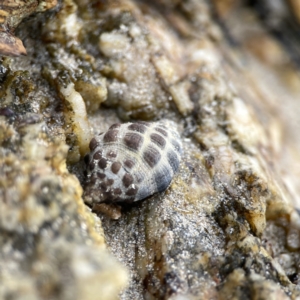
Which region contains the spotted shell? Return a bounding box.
[83,121,182,205]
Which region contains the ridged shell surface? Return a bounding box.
[83,121,182,204]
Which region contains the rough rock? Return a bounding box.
[1,0,300,299]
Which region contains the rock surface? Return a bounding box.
[0,0,58,56]
[1,0,300,299]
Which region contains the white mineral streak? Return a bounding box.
[99,32,131,56]
[59,82,92,157]
[62,13,81,39]
[169,81,194,116]
[151,54,179,86]
[189,47,218,67]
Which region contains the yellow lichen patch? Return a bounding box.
[244,210,266,237]
[219,268,290,300]
[219,268,247,300]
[151,54,179,86]
[0,115,105,246]
[47,137,69,174]
[63,172,105,247]
[0,9,9,24]
[74,78,107,114]
[0,117,17,145]
[0,154,61,232]
[265,195,293,221]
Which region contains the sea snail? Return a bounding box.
[83,121,182,205]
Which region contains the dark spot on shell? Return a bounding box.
[155,127,168,137]
[122,173,134,187]
[155,165,171,192]
[103,129,119,143]
[143,145,161,168]
[109,123,121,130]
[88,176,97,185]
[167,150,180,173]
[124,159,135,169]
[111,162,121,174]
[107,150,117,158]
[99,191,114,203]
[89,138,99,151]
[89,161,96,171]
[113,188,122,195]
[97,172,106,179]
[107,179,114,186]
[93,151,102,160]
[100,182,108,192]
[98,158,107,169]
[150,133,166,149]
[84,154,90,165]
[124,132,143,151]
[128,123,147,133]
[126,186,138,196]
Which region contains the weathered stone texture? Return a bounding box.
[1,0,300,299]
